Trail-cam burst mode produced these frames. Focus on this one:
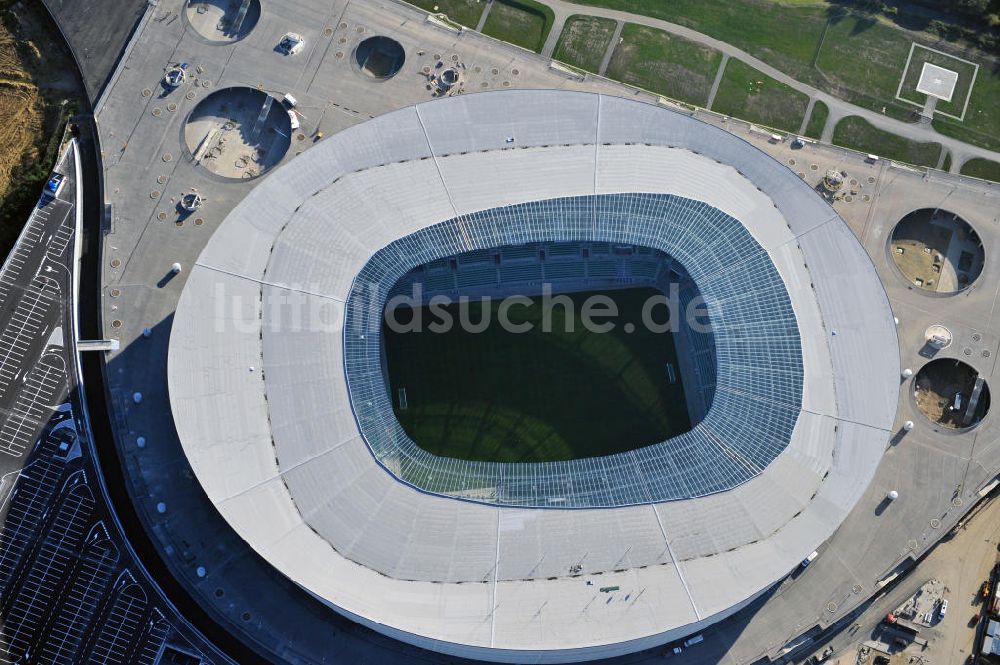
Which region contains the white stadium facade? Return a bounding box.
[167,90,900,662]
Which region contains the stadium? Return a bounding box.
[167,89,900,662]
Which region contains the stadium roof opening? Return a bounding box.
[381,242,710,466]
[349,195,801,506]
[916,62,959,102]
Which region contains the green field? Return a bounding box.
[382,287,690,463]
[803,99,829,139]
[404,0,485,27]
[832,116,942,167]
[553,15,617,73]
[565,0,999,148]
[482,0,555,53]
[960,158,1000,183]
[605,24,723,106]
[933,69,999,151]
[711,58,810,133]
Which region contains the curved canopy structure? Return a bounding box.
[345,193,801,507]
[167,90,899,662]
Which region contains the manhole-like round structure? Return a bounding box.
[355,36,405,79]
[914,358,990,429]
[890,209,985,294]
[437,67,459,91]
[163,67,185,88]
[925,324,952,350]
[179,192,204,212]
[185,0,260,43]
[183,87,291,180]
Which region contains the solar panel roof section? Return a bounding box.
[342,193,803,507]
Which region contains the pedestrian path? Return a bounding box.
[531,0,999,167]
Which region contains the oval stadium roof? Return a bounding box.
[167,90,899,662]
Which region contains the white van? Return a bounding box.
[683,634,704,647]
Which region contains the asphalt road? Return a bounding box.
[40,0,147,102]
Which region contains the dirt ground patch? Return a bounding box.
[890,209,984,292]
[0,27,42,200]
[0,1,84,255]
[914,359,988,428]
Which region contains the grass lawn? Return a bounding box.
[382,287,690,463]
[932,69,1000,151]
[832,116,942,167]
[482,0,555,53]
[553,15,617,73]
[711,58,809,133]
[803,99,829,139]
[960,158,1000,183]
[811,12,919,121]
[605,24,722,106]
[565,0,999,148]
[404,0,485,27]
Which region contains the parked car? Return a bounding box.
[43,173,65,199]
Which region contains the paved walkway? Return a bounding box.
[597,20,624,76]
[797,97,816,135]
[475,0,493,33]
[706,54,729,110]
[540,11,562,57]
[535,0,1000,168]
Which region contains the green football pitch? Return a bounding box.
[382,287,691,463]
